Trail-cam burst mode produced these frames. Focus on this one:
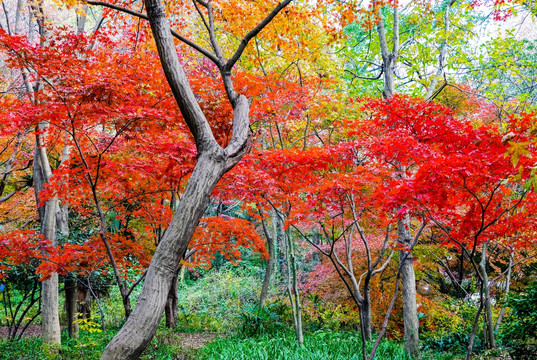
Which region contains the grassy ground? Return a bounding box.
[0,327,499,360]
[198,331,412,360]
[0,328,433,360]
[0,268,519,359]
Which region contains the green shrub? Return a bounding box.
[301,295,360,332]
[175,267,261,332]
[238,303,285,336]
[422,329,483,355]
[500,282,537,359]
[420,299,487,356]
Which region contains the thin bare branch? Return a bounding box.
[85,1,221,65]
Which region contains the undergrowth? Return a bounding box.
[198,331,412,360]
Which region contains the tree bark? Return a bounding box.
[57,140,75,337]
[466,298,484,360]
[398,216,420,359]
[495,248,513,332]
[99,0,261,353]
[179,264,186,283]
[164,268,179,328]
[362,290,372,340]
[77,287,91,320]
[76,4,88,34]
[259,217,275,307]
[376,4,399,98]
[274,210,287,284]
[480,240,495,349]
[285,229,303,345]
[34,141,61,347]
[376,7,419,352]
[101,152,232,359]
[65,277,79,338]
[424,0,456,101]
[457,246,465,298]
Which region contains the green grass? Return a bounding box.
[0,329,114,360]
[0,327,504,360]
[0,337,46,360]
[0,327,183,360]
[198,331,413,360]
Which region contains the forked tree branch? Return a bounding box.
[223,0,293,72]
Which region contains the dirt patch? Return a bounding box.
[171,332,221,350]
[0,325,42,338]
[156,331,224,359]
[159,332,222,349]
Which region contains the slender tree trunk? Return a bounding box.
[376,5,399,99]
[76,4,88,34]
[480,240,495,349]
[375,8,419,355]
[65,277,79,338]
[398,216,420,359]
[285,230,303,345]
[466,299,484,360]
[77,287,91,320]
[259,223,275,307]
[164,268,179,328]
[495,249,513,332]
[34,142,61,347]
[57,141,75,337]
[41,273,60,345]
[424,0,456,101]
[311,230,320,264]
[457,246,465,298]
[121,294,132,320]
[274,210,287,284]
[13,0,23,34]
[179,265,186,283]
[362,290,372,341]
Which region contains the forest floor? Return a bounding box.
[0,325,43,338]
[155,331,224,359]
[163,331,221,349]
[0,327,520,360]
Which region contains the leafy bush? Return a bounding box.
[501,282,537,359]
[300,294,360,332]
[0,265,42,336]
[175,267,261,332]
[420,299,487,355]
[422,329,483,355]
[238,303,284,336]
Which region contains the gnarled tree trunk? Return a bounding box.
[97,0,289,355]
[102,152,230,359]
